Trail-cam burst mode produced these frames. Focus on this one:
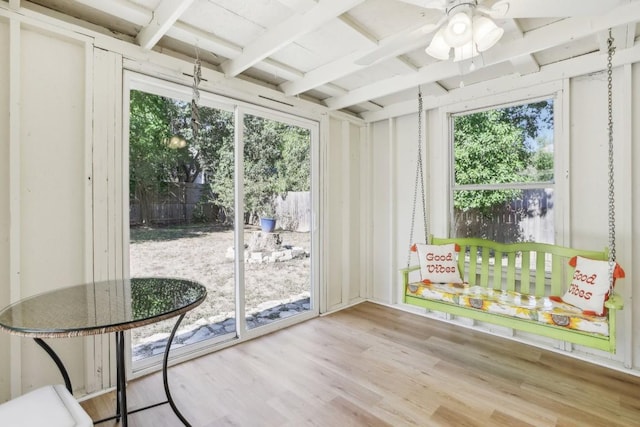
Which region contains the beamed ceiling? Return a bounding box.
[15,0,640,120]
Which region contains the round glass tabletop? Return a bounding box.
[0,278,207,338]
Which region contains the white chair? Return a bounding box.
[0,384,92,427]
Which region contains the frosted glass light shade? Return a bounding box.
[472,15,504,52]
[443,11,472,48]
[425,28,450,60]
[453,42,479,62]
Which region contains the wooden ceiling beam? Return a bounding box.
[363,41,640,122]
[509,19,539,76]
[167,23,304,81]
[280,19,428,96]
[220,0,364,78]
[74,0,310,82]
[136,0,195,50]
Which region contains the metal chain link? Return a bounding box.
[407,89,428,267]
[606,28,616,290]
[191,58,202,139]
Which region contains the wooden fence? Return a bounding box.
[131,184,310,232]
[454,189,554,243]
[275,192,311,232]
[130,182,216,226]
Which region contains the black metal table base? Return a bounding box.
[36,313,191,427]
[34,338,72,393]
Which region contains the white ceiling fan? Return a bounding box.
[355,0,624,66]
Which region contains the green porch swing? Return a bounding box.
[402,30,624,353]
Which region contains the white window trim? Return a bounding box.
[436,80,567,244]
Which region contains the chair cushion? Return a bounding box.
[0,384,92,427]
[406,282,610,336]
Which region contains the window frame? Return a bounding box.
[441,81,567,245]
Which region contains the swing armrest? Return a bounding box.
[401,265,421,288]
[400,265,421,275]
[605,293,624,310]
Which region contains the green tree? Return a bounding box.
[502,101,553,142]
[130,90,310,226]
[453,101,554,216]
[453,109,529,214]
[531,137,554,182]
[130,90,235,223]
[242,115,281,221]
[129,91,178,224]
[277,126,311,192]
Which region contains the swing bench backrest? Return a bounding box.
[430,236,608,297]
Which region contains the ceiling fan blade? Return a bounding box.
[354,18,444,66]
[495,0,624,18]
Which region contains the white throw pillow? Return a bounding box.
[416,243,463,284]
[561,256,624,316]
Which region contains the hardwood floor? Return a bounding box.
[81,302,640,426]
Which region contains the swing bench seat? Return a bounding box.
[402,237,623,353]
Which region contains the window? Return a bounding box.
[451,98,555,244]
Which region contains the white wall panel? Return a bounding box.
[394,113,422,302]
[19,27,88,393]
[370,120,391,303]
[569,73,610,250]
[326,117,343,308]
[0,16,10,403]
[569,68,634,366]
[632,62,640,370]
[325,118,365,310]
[347,123,362,301]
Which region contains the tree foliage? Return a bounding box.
[453,100,553,216]
[129,90,310,225]
[242,115,310,221]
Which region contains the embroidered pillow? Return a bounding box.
[415,243,463,284]
[559,256,625,316]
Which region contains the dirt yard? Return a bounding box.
[129,224,311,345]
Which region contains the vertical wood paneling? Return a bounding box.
[371,120,391,303]
[19,26,90,395]
[341,121,351,304]
[90,48,124,394]
[3,15,19,401]
[631,62,640,370]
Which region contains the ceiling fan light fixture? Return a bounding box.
[472,15,504,52]
[443,11,472,47]
[453,41,479,62]
[425,28,451,60]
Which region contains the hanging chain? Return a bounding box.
[191,56,202,140]
[606,28,616,289]
[407,89,428,267]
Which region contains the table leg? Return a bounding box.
[163,313,191,426]
[34,338,72,393]
[116,331,128,427]
[94,315,191,426]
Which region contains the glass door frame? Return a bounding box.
[233,104,320,341]
[123,71,320,378]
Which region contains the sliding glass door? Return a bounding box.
[124,73,318,373]
[242,113,312,331]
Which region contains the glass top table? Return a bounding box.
[0,277,207,427]
[0,277,207,337]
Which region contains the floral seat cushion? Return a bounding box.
[406,281,609,336]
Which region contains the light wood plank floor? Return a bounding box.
[81,302,640,426]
